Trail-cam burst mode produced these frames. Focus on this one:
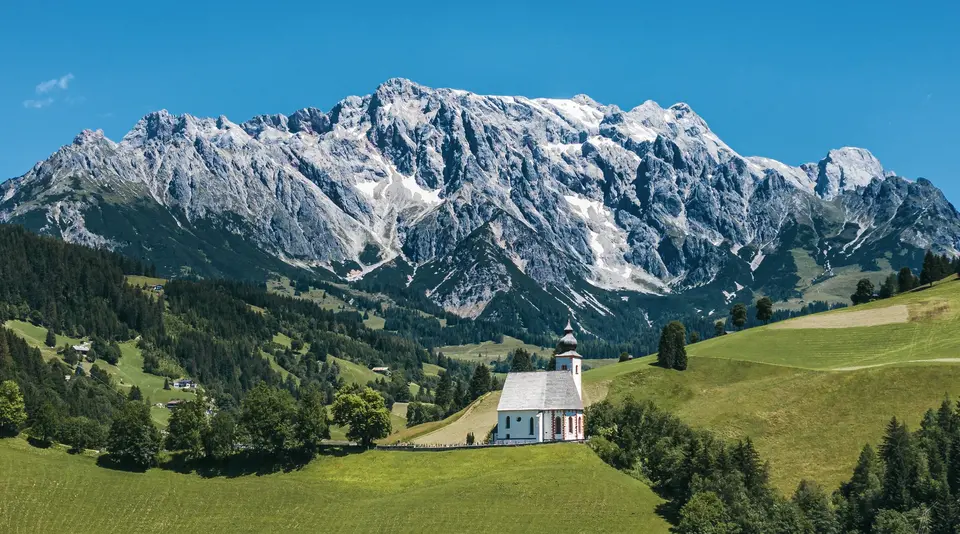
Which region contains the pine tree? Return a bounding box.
[837,444,882,533]
[898,267,917,293]
[879,417,917,511]
[469,364,491,401]
[714,320,726,337]
[510,348,534,372]
[879,273,899,299]
[435,372,452,408]
[658,321,688,370]
[792,480,839,534]
[44,328,56,348]
[922,250,942,286]
[756,297,773,324]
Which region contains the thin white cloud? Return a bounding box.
[22,98,54,109]
[36,73,74,94]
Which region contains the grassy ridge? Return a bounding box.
[438,336,548,365]
[0,438,669,533]
[583,277,960,492]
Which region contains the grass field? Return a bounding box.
[582,276,960,492]
[84,341,197,426]
[267,277,387,330]
[412,392,500,445]
[0,438,669,533]
[125,275,168,288]
[422,363,444,377]
[3,320,193,426]
[3,320,83,359]
[438,336,549,365]
[329,356,381,386]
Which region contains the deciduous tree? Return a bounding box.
[239,384,296,455]
[166,398,207,459]
[296,385,330,454]
[731,303,748,330]
[0,380,27,437]
[203,411,237,460]
[756,297,774,324]
[851,279,875,305]
[331,387,391,447]
[107,401,161,469]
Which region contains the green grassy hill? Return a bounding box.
[3,320,195,426]
[583,276,960,492]
[438,336,548,365]
[0,438,669,533]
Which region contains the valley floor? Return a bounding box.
[0,438,669,533]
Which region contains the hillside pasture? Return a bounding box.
[411,392,501,445]
[581,277,960,492]
[438,336,548,365]
[0,438,669,533]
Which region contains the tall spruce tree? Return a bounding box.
[898,267,917,293]
[469,364,491,400]
[657,321,687,370]
[879,417,918,511]
[851,278,876,305]
[922,250,942,286]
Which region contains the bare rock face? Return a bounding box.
[2,78,958,333]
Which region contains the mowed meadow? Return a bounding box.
[584,275,960,492]
[0,438,669,533]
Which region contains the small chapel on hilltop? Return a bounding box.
[493,321,585,444]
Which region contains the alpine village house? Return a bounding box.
[494,321,585,444]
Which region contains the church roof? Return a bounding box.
[497,371,583,411]
[556,350,582,359]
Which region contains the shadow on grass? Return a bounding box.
[160,444,367,479]
[26,437,54,449]
[96,454,151,473]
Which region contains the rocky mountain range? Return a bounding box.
[2,78,958,338]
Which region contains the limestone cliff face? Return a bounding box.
[2,78,957,327]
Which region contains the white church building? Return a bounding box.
[494,321,585,444]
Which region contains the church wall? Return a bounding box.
[543,410,585,442]
[496,410,541,443]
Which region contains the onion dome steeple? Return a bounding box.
[556,319,579,354]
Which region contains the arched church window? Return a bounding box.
[575,365,579,374]
[529,417,534,435]
[555,417,562,434]
[568,416,573,433]
[506,417,511,429]
[561,364,567,371]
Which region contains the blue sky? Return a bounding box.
[2,0,958,201]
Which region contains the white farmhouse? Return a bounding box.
[494,321,585,444]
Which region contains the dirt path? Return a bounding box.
[833,358,960,371]
[771,305,908,329]
[412,392,500,445]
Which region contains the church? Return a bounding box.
[493,321,585,444]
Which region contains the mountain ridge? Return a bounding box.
[2,78,958,338]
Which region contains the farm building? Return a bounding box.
[172,379,196,389]
[72,342,91,353]
[493,321,584,444]
[371,367,390,375]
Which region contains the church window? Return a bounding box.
[506,434,510,439]
[561,364,567,371]
[529,417,534,435]
[568,416,573,433]
[575,365,579,374]
[555,417,562,434]
[506,417,511,429]
[516,416,521,422]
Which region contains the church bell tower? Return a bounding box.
[554,320,583,399]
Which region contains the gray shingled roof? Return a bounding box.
[497,371,583,411]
